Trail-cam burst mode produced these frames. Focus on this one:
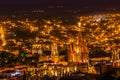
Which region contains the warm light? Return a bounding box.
[78,22,81,27]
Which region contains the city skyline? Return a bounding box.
[0,0,120,80]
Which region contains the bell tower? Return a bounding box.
[51,43,59,63]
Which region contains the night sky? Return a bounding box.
[0,0,120,7]
[0,0,120,14]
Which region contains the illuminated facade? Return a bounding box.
[32,44,43,56]
[111,49,120,68]
[0,26,6,47]
[51,43,59,63]
[68,32,89,63]
[111,49,120,61]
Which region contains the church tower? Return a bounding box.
[51,43,59,63]
[68,22,89,64]
[0,26,6,47]
[111,48,120,68]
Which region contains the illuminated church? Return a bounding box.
[111,48,120,68]
[68,32,89,64]
[32,44,43,56]
[51,43,59,63]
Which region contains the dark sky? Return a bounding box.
[0,0,120,13]
[0,0,120,6]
